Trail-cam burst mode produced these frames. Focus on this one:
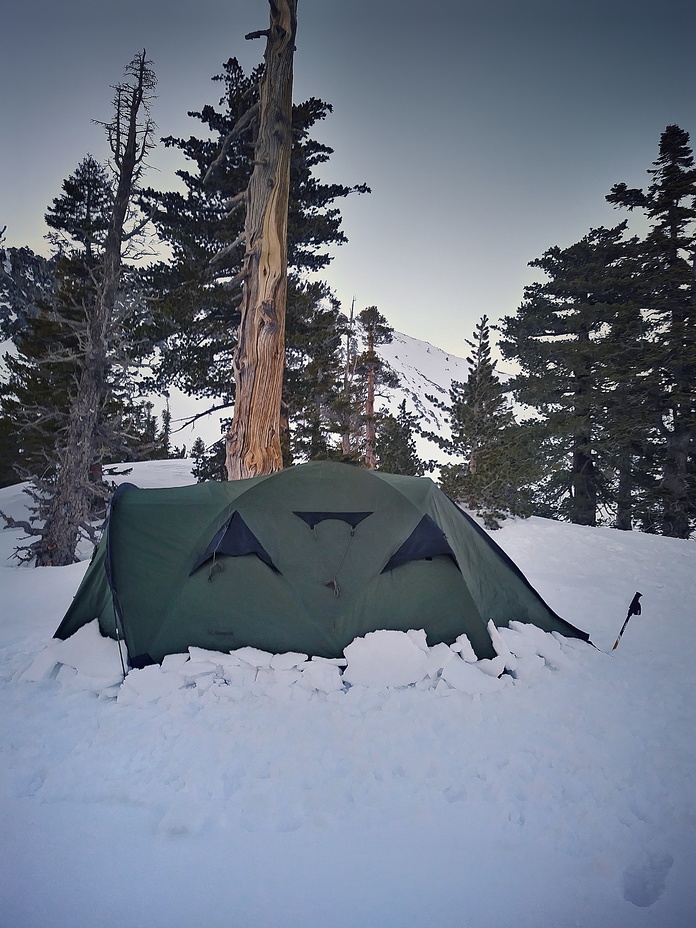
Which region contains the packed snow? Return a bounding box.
[1,459,695,927]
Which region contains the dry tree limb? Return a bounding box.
[203,102,260,185]
[209,231,246,266]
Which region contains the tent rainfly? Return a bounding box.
[55,461,589,668]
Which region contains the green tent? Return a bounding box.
[55,461,588,667]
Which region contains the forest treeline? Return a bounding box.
[0,50,694,564]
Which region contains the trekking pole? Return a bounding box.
[612,592,642,650]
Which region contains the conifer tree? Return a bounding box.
[0,54,158,564]
[429,316,536,528]
[500,227,644,526]
[140,57,369,465]
[0,243,56,339]
[357,306,396,469]
[0,242,58,486]
[283,284,346,463]
[376,400,426,476]
[0,157,114,486]
[334,305,399,465]
[606,124,696,537]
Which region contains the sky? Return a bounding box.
[2,0,695,358]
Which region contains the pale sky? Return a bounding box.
[2,0,694,359]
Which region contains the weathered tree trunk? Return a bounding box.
[569,331,597,527]
[660,425,691,538]
[571,432,597,526]
[364,328,377,470]
[615,446,633,531]
[37,53,154,565]
[225,0,297,480]
[36,350,110,566]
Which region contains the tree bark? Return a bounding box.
[569,328,597,526]
[364,329,377,470]
[225,1,297,480]
[37,53,154,565]
[615,446,633,531]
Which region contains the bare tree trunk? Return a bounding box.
[36,361,108,565]
[569,329,597,527]
[37,53,155,565]
[615,446,633,531]
[225,1,297,480]
[364,328,377,470]
[341,299,356,456]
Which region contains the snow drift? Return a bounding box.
[1,460,694,928]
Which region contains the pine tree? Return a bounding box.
[0,54,158,564]
[429,316,536,528]
[0,158,114,485]
[356,306,396,469]
[283,284,346,463]
[334,305,399,466]
[0,243,56,339]
[44,154,112,259]
[376,400,426,476]
[606,124,696,537]
[140,58,369,464]
[500,227,646,526]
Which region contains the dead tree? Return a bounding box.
[363,323,378,470]
[224,0,298,480]
[35,52,156,566]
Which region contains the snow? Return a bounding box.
[1,460,695,927]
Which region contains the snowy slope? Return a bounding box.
[381,331,469,428]
[1,326,467,455]
[1,460,695,928]
[165,331,469,453]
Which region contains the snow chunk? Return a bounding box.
[441,655,510,694]
[343,630,429,687]
[423,642,457,677]
[21,620,125,692]
[487,620,518,673]
[230,646,274,669]
[56,619,124,682]
[118,665,185,705]
[298,660,344,693]
[406,628,428,653]
[507,621,569,670]
[270,651,309,671]
[160,652,190,672]
[19,642,64,683]
[450,633,478,662]
[510,652,546,680]
[476,654,506,678]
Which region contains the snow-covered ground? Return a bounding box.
[1,460,694,928]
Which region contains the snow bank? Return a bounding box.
[20,619,578,706]
[3,462,695,928]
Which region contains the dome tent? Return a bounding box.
[55,462,589,668]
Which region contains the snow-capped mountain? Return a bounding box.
[168,330,469,457]
[380,331,468,431]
